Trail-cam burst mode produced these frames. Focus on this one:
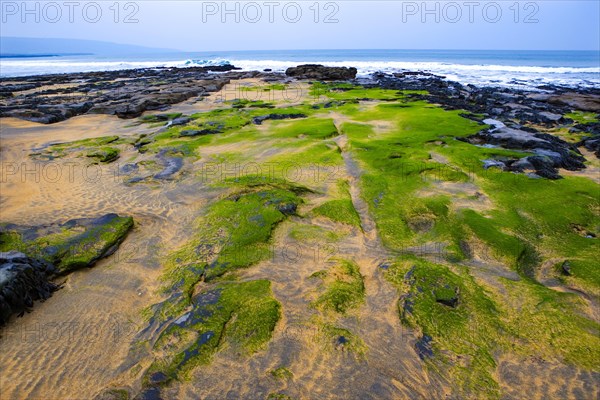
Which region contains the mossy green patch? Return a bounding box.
[384,257,502,399]
[0,214,133,274]
[312,199,361,228]
[288,223,344,243]
[311,180,361,228]
[145,279,280,384]
[160,180,307,311]
[269,118,339,140]
[312,259,365,315]
[86,146,120,163]
[310,82,425,101]
[270,366,293,380]
[31,135,122,160]
[564,110,598,124]
[316,322,367,357]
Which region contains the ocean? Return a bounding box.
[1,49,598,89]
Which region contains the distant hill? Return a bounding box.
[0,37,179,57]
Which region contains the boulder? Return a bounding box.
[285,64,357,80]
[252,113,307,125]
[0,251,58,325]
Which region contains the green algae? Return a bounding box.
[564,110,598,124]
[288,223,344,243]
[144,279,280,384]
[116,83,600,397]
[270,366,293,380]
[311,259,365,315]
[0,214,133,274]
[160,179,307,309]
[31,135,122,160]
[384,257,503,399]
[311,180,361,228]
[86,146,120,163]
[316,322,367,357]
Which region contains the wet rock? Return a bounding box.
[415,335,434,359]
[275,203,297,215]
[0,251,59,325]
[1,214,134,275]
[548,92,600,113]
[0,66,241,124]
[252,113,307,125]
[561,261,572,276]
[179,128,221,137]
[147,372,169,386]
[153,150,184,180]
[170,116,192,126]
[133,387,162,400]
[120,163,139,175]
[526,155,561,179]
[435,286,460,308]
[335,335,349,350]
[483,159,506,170]
[285,64,357,80]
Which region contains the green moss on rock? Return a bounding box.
[144,280,280,384]
[312,259,365,315]
[0,214,134,275]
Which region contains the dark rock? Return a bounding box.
[120,163,139,175]
[179,128,220,137]
[285,64,357,80]
[133,387,162,400]
[0,251,59,325]
[335,335,349,350]
[0,66,243,124]
[170,116,191,126]
[276,203,297,215]
[252,113,307,125]
[415,335,434,359]
[153,150,184,180]
[435,287,460,308]
[561,261,572,276]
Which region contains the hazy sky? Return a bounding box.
[1,1,599,51]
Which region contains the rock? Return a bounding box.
[276,203,297,215]
[0,251,58,325]
[561,261,572,276]
[548,93,600,113]
[285,64,357,80]
[435,287,460,308]
[252,113,307,125]
[538,111,562,122]
[483,159,506,170]
[526,156,561,180]
[1,214,134,275]
[335,335,349,350]
[170,117,191,126]
[179,128,220,137]
[0,66,243,124]
[153,150,184,180]
[415,335,434,359]
[133,387,162,400]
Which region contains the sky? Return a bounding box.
[1,1,599,51]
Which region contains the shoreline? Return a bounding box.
[1,66,599,400]
[1,64,599,125]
